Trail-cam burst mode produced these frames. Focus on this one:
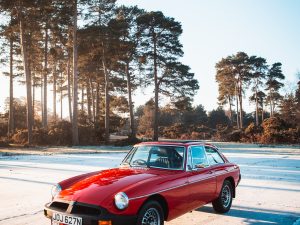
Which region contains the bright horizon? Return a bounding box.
[0,0,300,116]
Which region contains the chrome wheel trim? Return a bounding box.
[141,207,161,225]
[221,185,231,208]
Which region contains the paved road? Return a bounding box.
[0,145,299,225]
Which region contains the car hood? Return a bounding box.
[57,167,160,206]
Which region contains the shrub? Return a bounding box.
[244,123,263,143]
[11,120,105,146]
[47,121,72,146]
[191,125,213,140]
[213,126,243,142]
[11,129,28,144]
[114,137,141,146]
[79,125,104,145]
[162,123,186,139]
[0,137,9,147]
[180,133,190,140]
[260,117,289,144]
[0,122,8,137]
[32,128,49,145]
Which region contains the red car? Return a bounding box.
[44,141,241,225]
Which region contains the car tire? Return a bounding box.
[212,180,233,213]
[136,200,164,225]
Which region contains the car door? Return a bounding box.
[186,145,217,209]
[204,146,230,199]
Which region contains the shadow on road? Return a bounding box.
[197,205,299,225]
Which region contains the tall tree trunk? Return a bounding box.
[8,36,14,136]
[67,54,72,121]
[53,64,57,121]
[235,82,240,129]
[238,82,243,128]
[19,13,33,145]
[32,72,35,127]
[86,79,92,122]
[255,82,259,126]
[261,104,264,122]
[43,27,48,128]
[103,57,110,143]
[72,0,79,145]
[236,97,239,129]
[81,84,84,111]
[228,96,232,124]
[91,80,96,123]
[269,90,273,117]
[125,62,135,138]
[41,75,43,122]
[153,34,159,141]
[96,82,100,121]
[60,72,63,120]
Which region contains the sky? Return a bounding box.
[117,0,300,111]
[0,0,300,115]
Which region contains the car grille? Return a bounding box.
[50,201,69,212]
[49,201,101,216]
[71,204,102,216]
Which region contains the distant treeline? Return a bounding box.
[0,1,299,146]
[0,0,198,145]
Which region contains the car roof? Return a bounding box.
[135,141,217,148]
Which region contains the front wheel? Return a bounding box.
[212,180,233,213]
[136,200,164,225]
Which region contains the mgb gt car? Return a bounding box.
[44,141,241,225]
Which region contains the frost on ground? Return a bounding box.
[0,143,299,225]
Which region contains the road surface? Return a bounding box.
[0,144,299,225]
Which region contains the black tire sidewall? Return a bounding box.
[220,180,233,211]
[136,200,164,225]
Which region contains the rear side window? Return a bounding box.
[190,146,209,168]
[205,146,225,165]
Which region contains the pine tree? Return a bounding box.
[0,0,43,144]
[0,12,18,136]
[216,60,236,124]
[231,52,251,128]
[137,11,198,140]
[82,0,117,143]
[114,6,144,139]
[215,52,251,128]
[279,94,297,125]
[249,56,268,125]
[250,90,266,123]
[265,63,285,117]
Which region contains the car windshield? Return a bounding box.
[122,145,185,170]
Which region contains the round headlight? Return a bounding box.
[51,184,62,198]
[114,192,129,210]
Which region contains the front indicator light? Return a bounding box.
[98,221,112,225]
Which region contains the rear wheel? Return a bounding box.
[212,180,233,213]
[137,200,164,225]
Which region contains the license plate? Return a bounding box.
[52,213,82,225]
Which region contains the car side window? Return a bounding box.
[205,146,225,165]
[190,146,209,169]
